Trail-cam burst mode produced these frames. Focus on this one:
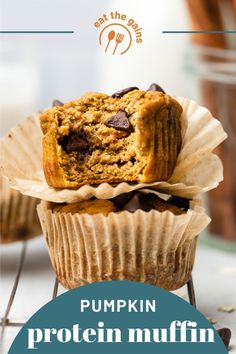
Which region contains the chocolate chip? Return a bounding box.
[112,192,135,209]
[59,132,89,154]
[217,328,231,349]
[168,196,190,211]
[147,83,165,93]
[122,192,184,214]
[106,111,133,133]
[111,87,139,98]
[123,192,153,213]
[52,99,64,107]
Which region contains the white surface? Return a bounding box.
[0,238,236,353]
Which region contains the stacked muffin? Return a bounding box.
[39,192,204,290]
[0,176,41,243]
[0,85,226,290]
[37,85,211,290]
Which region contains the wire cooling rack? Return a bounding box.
[0,240,196,345]
[0,241,58,343]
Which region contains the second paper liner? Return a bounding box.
[37,199,210,291]
[0,97,227,202]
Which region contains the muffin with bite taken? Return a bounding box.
[40,88,182,188]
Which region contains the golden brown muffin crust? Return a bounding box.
[53,199,117,216]
[40,90,182,188]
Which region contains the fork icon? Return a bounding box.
[113,33,124,55]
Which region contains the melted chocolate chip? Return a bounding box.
[122,192,183,215]
[217,328,231,349]
[106,111,133,133]
[52,99,64,107]
[112,192,135,209]
[147,83,165,93]
[123,192,153,213]
[59,132,89,154]
[111,87,139,98]
[168,196,190,211]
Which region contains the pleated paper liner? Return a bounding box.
[37,199,210,290]
[0,176,42,243]
[0,97,227,202]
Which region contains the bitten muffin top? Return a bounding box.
[40,87,182,188]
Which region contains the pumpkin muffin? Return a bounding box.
[37,191,210,290]
[40,88,182,188]
[0,176,41,243]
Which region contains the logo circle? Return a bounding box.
[99,23,132,55]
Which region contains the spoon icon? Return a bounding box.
[105,30,115,52]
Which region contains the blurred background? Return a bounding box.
[1,0,235,241]
[0,0,196,114]
[0,0,236,352]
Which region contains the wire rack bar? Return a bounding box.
[0,242,27,341]
[52,278,59,299]
[0,319,26,327]
[187,276,197,308]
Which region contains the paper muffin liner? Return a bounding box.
[37,199,210,290]
[0,97,227,202]
[0,176,42,243]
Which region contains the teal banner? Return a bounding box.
[9,281,227,354]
